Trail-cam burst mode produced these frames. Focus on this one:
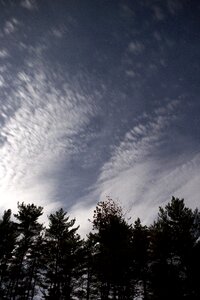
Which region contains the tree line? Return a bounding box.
[0,196,199,299]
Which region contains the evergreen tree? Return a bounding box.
[0,196,198,299]
[42,208,84,300]
[6,202,43,299]
[132,218,149,299]
[149,197,200,299]
[84,233,101,300]
[0,209,18,298]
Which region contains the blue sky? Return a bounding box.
[0,0,199,234]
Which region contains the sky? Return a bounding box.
[0,0,199,235]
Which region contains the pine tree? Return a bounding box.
[84,233,101,300]
[6,202,43,299]
[42,208,84,300]
[149,197,200,299]
[132,218,149,299]
[0,209,19,298]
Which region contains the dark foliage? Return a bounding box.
[0,196,199,299]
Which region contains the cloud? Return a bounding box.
[80,98,200,227]
[125,70,136,78]
[20,0,37,10]
[4,18,20,35]
[0,49,9,58]
[152,6,165,21]
[98,100,180,182]
[69,146,200,236]
[51,28,64,39]
[0,75,5,87]
[0,63,99,214]
[128,41,145,54]
[69,99,187,234]
[167,0,184,15]
[69,198,95,237]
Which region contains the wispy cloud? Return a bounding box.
[98,100,180,182]
[51,28,64,39]
[0,62,98,214]
[4,18,20,35]
[152,6,165,21]
[0,49,9,58]
[167,0,184,15]
[128,41,145,54]
[75,98,200,228]
[20,0,37,10]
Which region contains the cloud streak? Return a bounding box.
[0,62,99,214]
[71,98,200,232]
[20,0,37,10]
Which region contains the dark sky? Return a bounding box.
[0,0,199,234]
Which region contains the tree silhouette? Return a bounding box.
[6,202,43,299]
[0,209,18,298]
[43,208,84,300]
[132,218,149,299]
[149,197,200,299]
[0,196,198,299]
[90,198,134,299]
[83,233,98,300]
